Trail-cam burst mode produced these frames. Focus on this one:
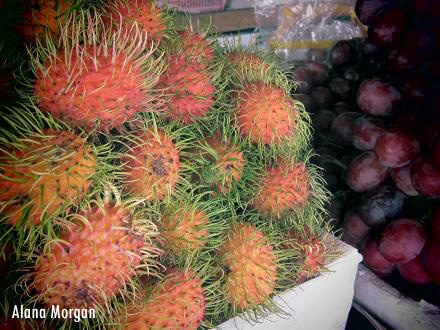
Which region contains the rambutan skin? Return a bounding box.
[219,224,277,309]
[227,51,270,74]
[287,228,326,281]
[103,0,167,45]
[179,30,215,62]
[236,82,296,145]
[121,130,180,202]
[33,203,150,309]
[160,55,215,124]
[253,162,310,217]
[204,133,244,194]
[0,130,96,225]
[16,0,72,41]
[34,46,150,131]
[125,269,205,330]
[161,207,209,253]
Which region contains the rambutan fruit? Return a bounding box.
[158,191,226,256]
[179,29,215,63]
[219,223,277,309]
[30,10,164,132]
[123,269,205,330]
[286,227,326,282]
[196,131,245,195]
[227,50,270,78]
[119,126,181,202]
[235,82,297,145]
[252,160,310,218]
[16,0,73,42]
[102,0,167,46]
[0,129,97,226]
[30,195,162,311]
[161,205,209,254]
[159,53,215,124]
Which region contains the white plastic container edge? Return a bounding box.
[212,238,362,330]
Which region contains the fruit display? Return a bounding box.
[0,1,335,329]
[290,0,440,309]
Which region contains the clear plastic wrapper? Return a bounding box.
[253,0,365,61]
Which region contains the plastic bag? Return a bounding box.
[253,0,365,62]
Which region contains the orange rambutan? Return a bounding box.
[0,130,96,225]
[235,82,296,145]
[103,0,167,46]
[253,161,310,218]
[161,206,209,254]
[16,0,72,42]
[124,269,205,330]
[31,11,164,132]
[179,30,215,62]
[201,132,244,194]
[219,223,277,309]
[32,200,161,309]
[120,129,180,202]
[159,54,215,124]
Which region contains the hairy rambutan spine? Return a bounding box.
[158,189,228,257]
[17,188,163,329]
[115,118,193,203]
[16,0,77,42]
[101,0,168,46]
[0,106,113,255]
[25,9,166,132]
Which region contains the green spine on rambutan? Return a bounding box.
[0,105,114,257]
[16,185,163,330]
[185,119,264,211]
[157,187,228,258]
[112,115,195,204]
[21,8,166,133]
[152,20,228,126]
[214,43,312,160]
[209,216,299,325]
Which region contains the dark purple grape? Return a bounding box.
[330,41,353,66]
[313,109,336,134]
[357,79,401,116]
[359,185,406,227]
[332,101,351,115]
[292,94,316,113]
[368,8,408,49]
[304,61,330,85]
[343,67,361,83]
[328,78,351,100]
[330,112,361,145]
[355,0,394,25]
[387,48,420,73]
[310,86,333,109]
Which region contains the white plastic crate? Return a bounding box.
[354,264,440,330]
[214,238,362,330]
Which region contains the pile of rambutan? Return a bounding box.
[0,1,336,329]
